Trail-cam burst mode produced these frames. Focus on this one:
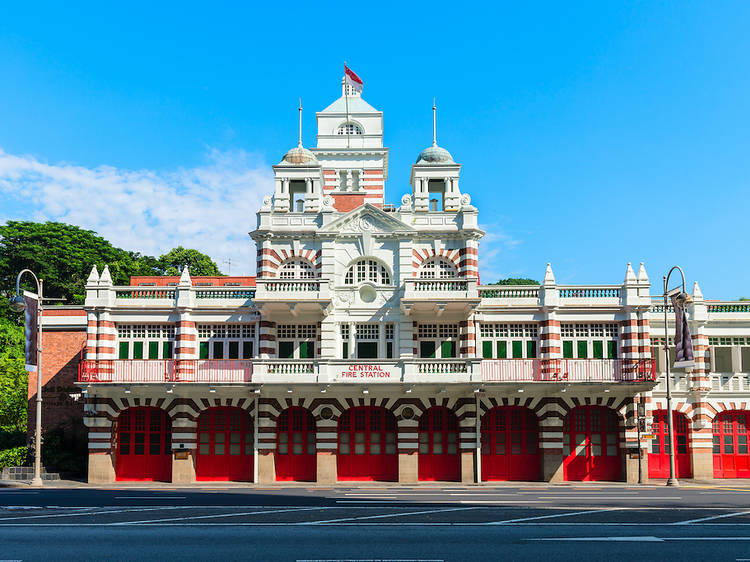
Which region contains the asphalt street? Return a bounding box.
[3,484,750,561]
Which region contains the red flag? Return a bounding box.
[344,65,363,94]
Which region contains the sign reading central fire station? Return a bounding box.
[335,364,399,381]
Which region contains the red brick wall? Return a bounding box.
[27,328,86,438]
[332,194,366,212]
[129,275,256,286]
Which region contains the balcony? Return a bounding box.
[101,286,256,309]
[480,359,655,383]
[401,278,480,317]
[78,359,253,383]
[253,279,331,317]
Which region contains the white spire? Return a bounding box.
[179,265,191,286]
[692,280,703,300]
[99,265,112,286]
[298,98,303,148]
[543,262,556,285]
[637,262,649,283]
[87,265,100,284]
[624,262,637,283]
[432,98,437,146]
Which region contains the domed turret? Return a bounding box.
[415,144,455,165]
[281,146,319,166]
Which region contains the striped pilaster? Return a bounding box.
[536,398,565,456]
[457,398,477,452]
[258,397,278,452]
[620,315,639,359]
[540,318,561,377]
[83,406,114,454]
[176,319,197,380]
[639,315,651,358]
[397,417,418,452]
[86,312,98,359]
[172,417,198,451]
[459,319,475,357]
[459,240,479,277]
[96,313,116,360]
[259,321,276,358]
[690,325,710,390]
[412,321,418,356]
[362,169,385,205]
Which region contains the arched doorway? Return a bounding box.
[481,406,540,481]
[713,411,750,478]
[563,406,621,481]
[418,406,460,481]
[116,407,172,481]
[276,407,317,481]
[337,406,397,481]
[648,410,692,478]
[196,407,254,481]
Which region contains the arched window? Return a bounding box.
[419,257,458,279]
[344,259,391,286]
[337,123,363,135]
[279,258,315,279]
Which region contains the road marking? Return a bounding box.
[486,508,623,525]
[458,500,542,504]
[110,506,323,525]
[301,506,479,525]
[0,506,177,522]
[528,536,664,542]
[114,496,186,500]
[673,510,750,525]
[539,496,677,500]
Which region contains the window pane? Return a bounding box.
[163,341,173,359]
[420,341,436,359]
[228,341,239,359]
[149,341,159,360]
[527,340,537,359]
[278,341,294,359]
[199,341,209,359]
[592,340,604,359]
[133,341,144,360]
[497,341,507,359]
[724,435,734,454]
[482,341,493,359]
[577,340,588,359]
[563,341,573,359]
[119,341,129,359]
[512,341,523,359]
[213,341,224,359]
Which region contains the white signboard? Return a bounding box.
[334,364,401,382]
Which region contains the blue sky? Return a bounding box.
[1,2,748,299]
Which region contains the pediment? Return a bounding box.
[321,204,414,236]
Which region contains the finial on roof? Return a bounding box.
[298,98,303,148]
[543,262,556,285]
[637,262,649,283]
[432,98,437,147]
[179,265,191,286]
[87,265,100,284]
[624,262,637,283]
[692,280,703,300]
[99,265,112,286]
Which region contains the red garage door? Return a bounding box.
[713,411,750,478]
[276,407,317,482]
[116,407,172,482]
[481,406,540,481]
[648,410,692,479]
[338,407,397,481]
[196,407,254,481]
[563,406,621,481]
[418,407,460,482]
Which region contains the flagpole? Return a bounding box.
[344,63,351,149]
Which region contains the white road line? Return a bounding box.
[114,496,186,500]
[673,510,750,525]
[528,536,664,542]
[301,506,479,525]
[110,506,323,525]
[0,506,179,522]
[458,500,542,504]
[486,507,623,525]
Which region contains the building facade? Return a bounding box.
[39,78,750,484]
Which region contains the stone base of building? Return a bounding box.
[398,452,417,484]
[172,451,196,483]
[316,452,337,484]
[88,452,116,484]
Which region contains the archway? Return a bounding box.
[116,407,172,482]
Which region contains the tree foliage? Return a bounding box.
[489,277,540,285]
[0,318,27,433]
[157,246,222,276]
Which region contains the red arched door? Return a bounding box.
[196,407,254,481]
[116,407,172,481]
[337,407,397,481]
[418,407,460,481]
[713,411,750,478]
[563,406,621,481]
[648,410,692,478]
[481,406,540,481]
[276,407,317,481]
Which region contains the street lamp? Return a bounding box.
[662,266,692,487]
[8,269,44,487]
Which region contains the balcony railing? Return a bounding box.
[115,288,176,300]
[707,303,750,313]
[558,286,621,299]
[194,288,255,299]
[480,359,655,383]
[479,286,540,299]
[254,278,331,302]
[78,359,252,383]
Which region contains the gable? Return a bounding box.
[321,204,414,236]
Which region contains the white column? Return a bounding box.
[378,323,386,359]
[305,177,312,194]
[349,321,356,359]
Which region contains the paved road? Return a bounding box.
[3,484,750,560]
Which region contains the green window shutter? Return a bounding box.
[607,340,618,359]
[563,341,573,359]
[358,341,378,359]
[512,341,523,359]
[228,341,239,359]
[420,341,436,359]
[242,341,253,359]
[441,340,456,359]
[133,341,143,360]
[278,341,294,359]
[213,341,224,359]
[592,340,604,359]
[299,341,313,359]
[199,342,209,359]
[386,341,393,359]
[577,340,588,359]
[527,340,537,359]
[482,341,493,359]
[119,341,129,359]
[163,341,173,359]
[148,341,159,359]
[497,341,507,359]
[342,342,349,359]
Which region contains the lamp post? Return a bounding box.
[8,269,44,487]
[662,266,692,487]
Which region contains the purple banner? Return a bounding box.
[23,292,38,372]
[671,294,695,369]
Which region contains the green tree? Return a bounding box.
[157,246,222,276]
[0,318,27,433]
[489,277,540,285]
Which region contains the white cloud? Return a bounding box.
[477,224,523,283]
[0,147,274,275]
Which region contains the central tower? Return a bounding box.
[311,78,389,211]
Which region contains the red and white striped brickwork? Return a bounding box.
[620,313,651,360]
[259,320,276,358]
[459,319,475,357]
[256,246,322,279]
[86,312,98,359]
[322,168,384,205]
[539,318,561,376]
[411,248,461,276]
[459,240,479,277]
[176,320,198,378]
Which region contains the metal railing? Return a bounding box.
[707,303,750,313]
[194,288,255,299]
[78,359,252,383]
[558,287,621,298]
[114,288,176,300]
[411,279,469,292]
[480,358,655,382]
[261,280,321,292]
[479,286,540,299]
[416,360,470,374]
